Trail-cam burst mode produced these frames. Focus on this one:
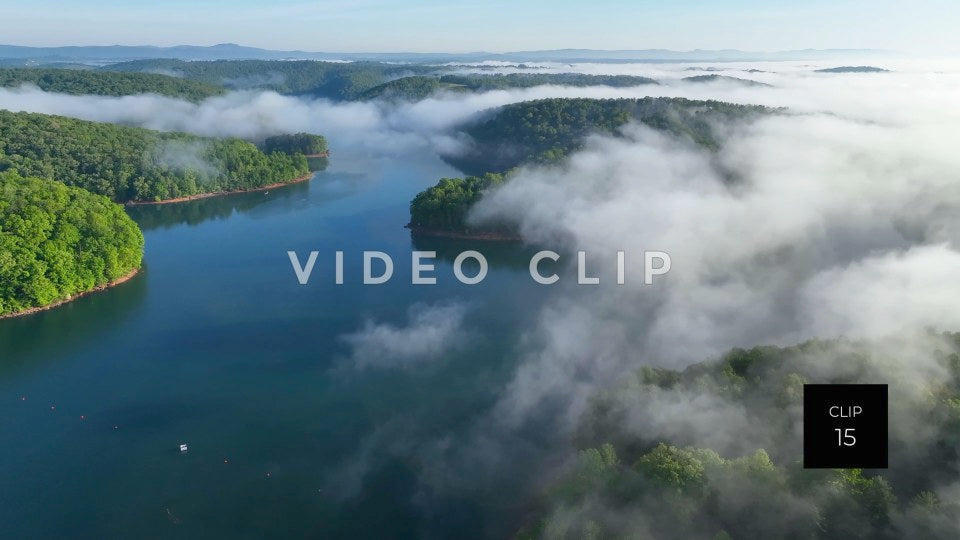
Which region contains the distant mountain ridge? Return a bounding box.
[0,43,896,64]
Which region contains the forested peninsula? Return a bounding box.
[0,72,332,316]
[446,97,770,174]
[409,97,772,238]
[0,171,144,318]
[0,110,315,203]
[407,174,517,240]
[104,59,437,100]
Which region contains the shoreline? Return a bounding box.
[0,267,141,320]
[125,172,314,206]
[405,224,522,242]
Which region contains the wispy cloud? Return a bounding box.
[339,302,469,370]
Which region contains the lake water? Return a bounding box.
[0,150,558,538]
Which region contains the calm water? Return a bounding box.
[0,150,555,539]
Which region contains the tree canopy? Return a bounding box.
[359,76,454,101]
[408,174,505,232]
[519,335,960,539]
[446,97,773,175]
[0,67,225,101]
[103,59,437,100]
[261,133,328,156]
[0,110,311,203]
[102,60,666,102]
[0,171,144,316]
[409,97,773,236]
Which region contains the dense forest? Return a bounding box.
[261,133,329,171]
[0,110,311,202]
[0,171,144,317]
[408,174,505,232]
[103,59,437,100]
[261,132,328,155]
[408,97,772,236]
[102,60,667,102]
[0,67,225,101]
[359,76,459,101]
[518,335,960,539]
[445,97,772,175]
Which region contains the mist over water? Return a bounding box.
[3,58,960,536]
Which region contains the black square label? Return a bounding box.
[803,384,887,468]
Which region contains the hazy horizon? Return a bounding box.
[0,42,905,54]
[0,0,957,54]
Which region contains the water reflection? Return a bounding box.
[0,149,535,538]
[126,181,311,231]
[127,170,376,231]
[410,234,539,271]
[0,264,149,369]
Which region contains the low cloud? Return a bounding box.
[800,245,960,339]
[149,139,218,178]
[3,58,957,160]
[418,61,960,516]
[467,104,960,434]
[340,302,469,370]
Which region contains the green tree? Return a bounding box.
[0,67,225,101]
[0,110,312,203]
[0,171,143,316]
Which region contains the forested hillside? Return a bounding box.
[519,335,960,539]
[103,59,437,100]
[359,76,455,101]
[102,60,665,102]
[261,133,329,171]
[447,97,772,175]
[0,171,144,317]
[0,67,225,100]
[0,110,310,202]
[260,132,328,156]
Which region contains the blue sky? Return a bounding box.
[1,0,958,53]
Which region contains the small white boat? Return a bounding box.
[179,443,189,453]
